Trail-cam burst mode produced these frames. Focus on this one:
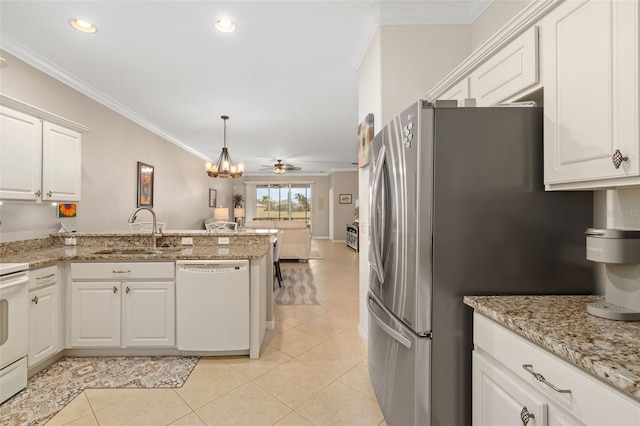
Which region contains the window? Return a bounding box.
[255,184,311,222]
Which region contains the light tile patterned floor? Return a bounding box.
[47,240,386,425]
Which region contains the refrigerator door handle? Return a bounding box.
[370,145,386,283]
[368,295,412,349]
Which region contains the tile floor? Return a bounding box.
[46,240,386,425]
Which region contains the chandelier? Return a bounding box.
[206,115,244,178]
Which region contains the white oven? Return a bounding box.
[0,263,29,404]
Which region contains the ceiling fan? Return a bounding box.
[260,160,302,174]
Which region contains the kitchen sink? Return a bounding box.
[94,247,183,255]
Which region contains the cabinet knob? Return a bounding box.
[35,190,41,199]
[113,286,118,294]
[520,406,534,425]
[612,149,629,169]
[46,190,53,198]
[126,286,130,294]
[32,296,39,304]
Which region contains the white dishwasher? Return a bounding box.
[176,260,249,352]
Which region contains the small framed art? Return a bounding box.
[339,194,352,204]
[137,162,154,207]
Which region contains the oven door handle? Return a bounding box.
[0,274,29,291]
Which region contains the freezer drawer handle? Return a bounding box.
[520,406,534,425]
[367,297,412,349]
[522,364,571,393]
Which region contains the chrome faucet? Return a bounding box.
[128,207,158,249]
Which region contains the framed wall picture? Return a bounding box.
[358,113,374,168]
[339,194,352,204]
[209,189,217,207]
[137,162,154,207]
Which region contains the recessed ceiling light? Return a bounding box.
[215,18,236,33]
[69,18,97,34]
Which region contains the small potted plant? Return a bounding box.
[233,193,245,208]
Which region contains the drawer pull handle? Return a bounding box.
[520,406,534,425]
[32,296,39,304]
[36,274,56,280]
[522,364,571,393]
[112,270,131,274]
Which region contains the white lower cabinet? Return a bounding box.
[70,263,175,348]
[473,351,549,426]
[70,281,121,347]
[472,313,640,426]
[28,265,61,367]
[123,281,175,347]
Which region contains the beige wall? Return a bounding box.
[0,50,216,241]
[329,171,359,240]
[379,24,472,125]
[0,50,336,242]
[471,0,533,50]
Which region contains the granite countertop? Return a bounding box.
[1,244,270,269]
[464,295,640,401]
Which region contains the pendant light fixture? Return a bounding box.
[206,115,244,178]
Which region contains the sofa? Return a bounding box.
[244,220,312,260]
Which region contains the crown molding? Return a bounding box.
[352,0,493,71]
[425,0,563,101]
[0,34,211,162]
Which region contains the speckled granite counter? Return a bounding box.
[464,295,640,401]
[0,232,272,269]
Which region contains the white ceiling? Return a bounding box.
[0,0,490,175]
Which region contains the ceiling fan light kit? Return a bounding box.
[260,159,302,174]
[206,115,244,178]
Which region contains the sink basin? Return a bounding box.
[94,248,183,255]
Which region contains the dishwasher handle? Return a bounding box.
[177,263,248,273]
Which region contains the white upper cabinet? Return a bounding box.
[42,122,82,201]
[0,102,85,201]
[439,77,470,104]
[542,0,639,189]
[469,26,539,107]
[0,106,43,200]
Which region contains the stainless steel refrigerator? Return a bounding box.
[367,101,594,426]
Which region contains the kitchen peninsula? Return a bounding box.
[0,230,275,378]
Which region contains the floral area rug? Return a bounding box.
[0,356,199,426]
[275,268,320,305]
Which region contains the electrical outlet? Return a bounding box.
[218,237,230,245]
[64,237,76,246]
[181,237,193,245]
[218,247,230,255]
